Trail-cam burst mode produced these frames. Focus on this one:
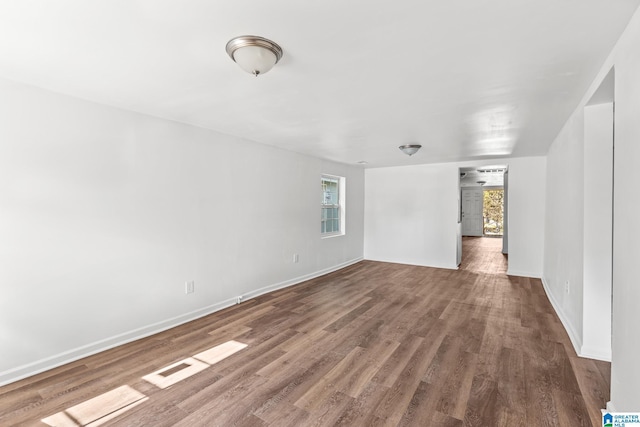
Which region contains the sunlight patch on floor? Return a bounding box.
[41,340,248,424]
[143,340,248,389]
[142,357,209,389]
[193,340,248,365]
[41,385,148,427]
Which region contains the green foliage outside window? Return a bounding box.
[483,189,504,235]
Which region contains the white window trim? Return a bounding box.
[321,174,346,238]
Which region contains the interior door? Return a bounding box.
[462,188,483,236]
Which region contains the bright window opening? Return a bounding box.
[321,175,345,236]
[483,189,504,236]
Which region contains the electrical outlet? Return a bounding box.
[293,254,299,263]
[185,281,195,294]
[565,280,570,294]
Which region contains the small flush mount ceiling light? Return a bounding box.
[399,144,422,156]
[226,35,283,76]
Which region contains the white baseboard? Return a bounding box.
[541,277,613,362]
[0,299,238,387]
[541,276,583,356]
[0,257,363,387]
[506,269,542,278]
[606,401,616,412]
[363,256,458,271]
[241,257,363,301]
[580,345,612,362]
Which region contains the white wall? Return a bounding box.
[0,78,365,385]
[502,158,546,277]
[364,157,546,276]
[543,109,586,353]
[609,8,640,411]
[543,100,614,362]
[583,102,613,360]
[364,163,458,269]
[544,6,640,411]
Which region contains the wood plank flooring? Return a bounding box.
[0,237,610,426]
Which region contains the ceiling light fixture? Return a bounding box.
[399,144,422,156]
[226,35,283,76]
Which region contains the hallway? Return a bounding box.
[459,236,508,275]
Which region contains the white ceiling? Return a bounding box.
[0,1,637,168]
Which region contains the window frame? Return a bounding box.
[321,174,346,238]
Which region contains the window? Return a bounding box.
[321,175,345,236]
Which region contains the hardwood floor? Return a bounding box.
[0,238,610,426]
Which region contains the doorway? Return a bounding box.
[458,165,508,267]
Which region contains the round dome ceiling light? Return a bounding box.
[226,35,283,76]
[399,144,422,156]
